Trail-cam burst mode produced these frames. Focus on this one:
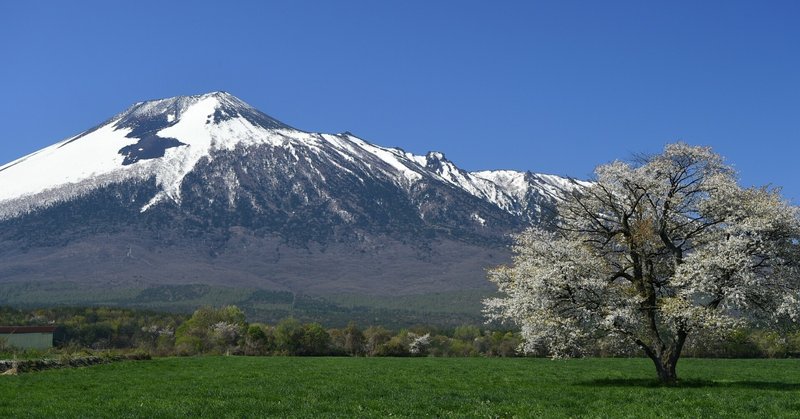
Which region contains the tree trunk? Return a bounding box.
[639,329,687,385]
[652,356,678,385]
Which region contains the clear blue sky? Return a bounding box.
[2,1,798,202]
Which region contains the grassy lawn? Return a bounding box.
[2,357,800,418]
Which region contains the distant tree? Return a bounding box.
[139,323,176,352]
[211,321,243,352]
[364,326,392,356]
[409,333,431,356]
[301,323,331,355]
[376,336,410,357]
[453,325,481,341]
[175,305,246,354]
[373,330,414,357]
[244,324,274,355]
[343,322,365,356]
[485,143,800,383]
[275,317,305,355]
[482,331,521,357]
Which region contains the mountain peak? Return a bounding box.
[124,91,254,117]
[139,90,238,104]
[206,90,234,97]
[0,91,298,207]
[426,151,446,162]
[199,91,254,110]
[112,91,292,139]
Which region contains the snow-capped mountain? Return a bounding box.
[0,92,583,221]
[0,92,585,315]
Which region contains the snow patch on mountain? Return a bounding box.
[472,170,529,201]
[473,170,589,203]
[420,152,518,212]
[343,135,424,184]
[0,120,137,202]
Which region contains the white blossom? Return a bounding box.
[409,333,431,355]
[211,321,242,344]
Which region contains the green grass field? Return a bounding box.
[2,357,800,418]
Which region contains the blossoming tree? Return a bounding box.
[485,143,800,383]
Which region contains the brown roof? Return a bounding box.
[0,326,57,334]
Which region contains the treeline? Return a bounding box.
[2,305,800,358]
[0,306,519,357]
[153,306,522,357]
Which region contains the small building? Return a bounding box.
[0,326,57,350]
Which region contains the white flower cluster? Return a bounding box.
[141,324,174,337]
[409,333,431,355]
[211,321,242,344]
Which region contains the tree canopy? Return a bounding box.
[485,143,800,383]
